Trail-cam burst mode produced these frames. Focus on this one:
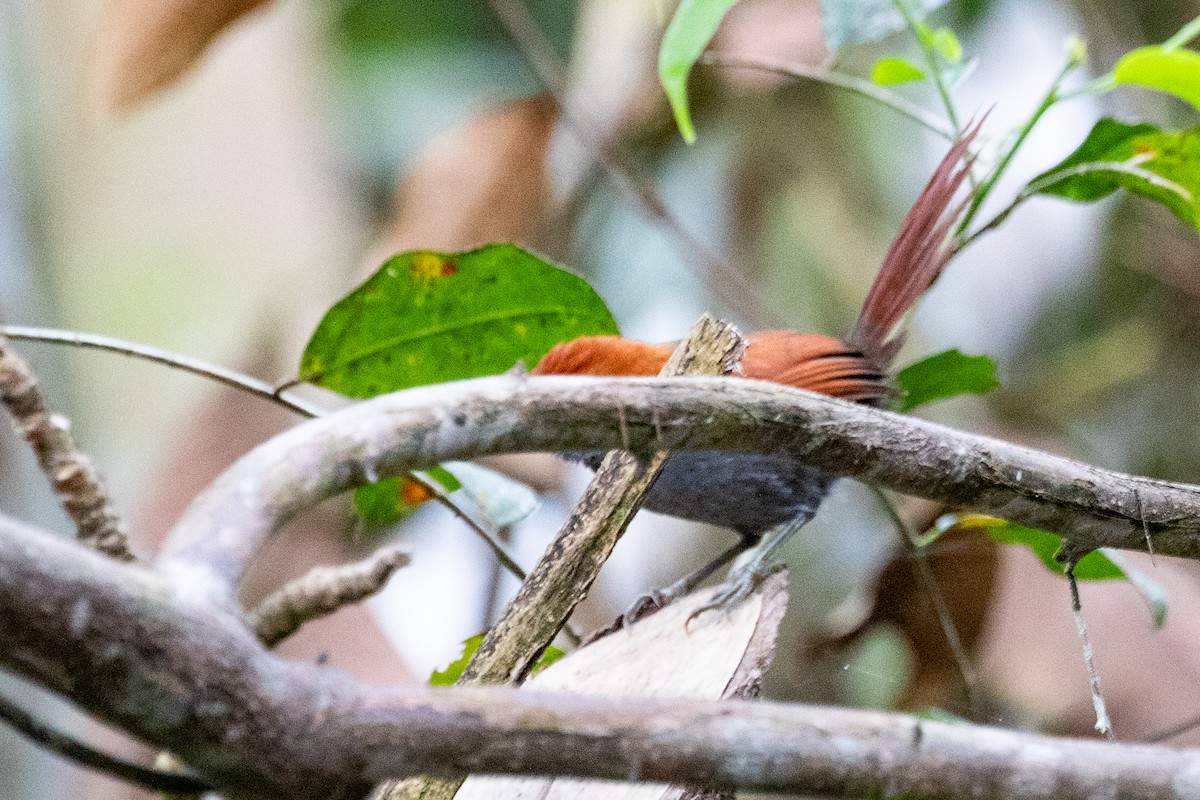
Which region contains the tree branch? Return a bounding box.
[247,544,411,647]
[4,514,1199,800]
[0,335,133,560]
[159,373,1200,602]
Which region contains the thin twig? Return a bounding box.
[1066,558,1115,740]
[0,335,133,560]
[0,325,531,586]
[484,0,782,329]
[0,692,212,794]
[248,544,413,647]
[699,53,956,141]
[0,324,324,417]
[872,487,981,712]
[1145,711,1200,743]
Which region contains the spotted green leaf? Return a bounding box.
[300,243,618,396]
[1026,119,1200,230]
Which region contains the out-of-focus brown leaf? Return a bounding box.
[89,0,269,114]
[812,524,1000,712]
[365,93,558,269]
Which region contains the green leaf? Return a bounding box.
[353,475,435,526]
[872,57,926,85]
[425,465,462,493]
[1112,46,1200,110]
[895,349,999,411]
[429,633,485,686]
[300,243,619,397]
[941,515,1167,626]
[1026,119,1200,229]
[354,461,538,529]
[658,0,740,143]
[429,634,565,686]
[821,0,948,52]
[946,516,1124,579]
[930,26,962,63]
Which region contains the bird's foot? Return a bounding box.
[620,574,696,628]
[686,556,785,626]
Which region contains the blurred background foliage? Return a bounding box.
[4,0,1200,797]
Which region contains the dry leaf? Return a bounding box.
[364,93,558,269]
[89,0,269,114]
[812,524,1000,712]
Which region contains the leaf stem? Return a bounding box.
[893,0,960,131]
[699,53,955,140]
[1163,13,1200,51]
[956,59,1074,238]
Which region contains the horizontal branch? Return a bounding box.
[158,374,1200,597]
[3,514,1198,799]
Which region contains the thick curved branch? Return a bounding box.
[160,374,1200,598]
[4,514,1199,800]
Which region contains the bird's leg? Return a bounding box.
[688,516,809,622]
[621,537,756,627]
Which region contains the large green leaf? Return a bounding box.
[1112,46,1200,110]
[300,243,619,397]
[1026,119,1200,229]
[820,0,949,52]
[658,0,740,143]
[895,349,999,411]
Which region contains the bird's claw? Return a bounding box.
[686,560,784,627]
[620,589,669,628]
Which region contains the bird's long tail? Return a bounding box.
[849,119,983,368]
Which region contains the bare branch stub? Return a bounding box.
[248,544,412,647]
[0,335,133,560]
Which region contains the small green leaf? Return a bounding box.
[425,465,462,493]
[353,476,436,527]
[895,349,999,411]
[930,27,962,63]
[1026,119,1200,230]
[300,243,618,397]
[429,633,485,686]
[872,57,926,86]
[944,515,1123,579]
[820,0,948,52]
[1112,46,1200,109]
[1063,33,1088,68]
[429,635,565,685]
[658,0,740,143]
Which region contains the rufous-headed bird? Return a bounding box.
[534,125,980,612]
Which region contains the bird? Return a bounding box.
[532,123,981,614]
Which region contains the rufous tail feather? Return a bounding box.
[849,116,984,367]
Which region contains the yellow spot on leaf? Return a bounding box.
[411,251,447,279]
